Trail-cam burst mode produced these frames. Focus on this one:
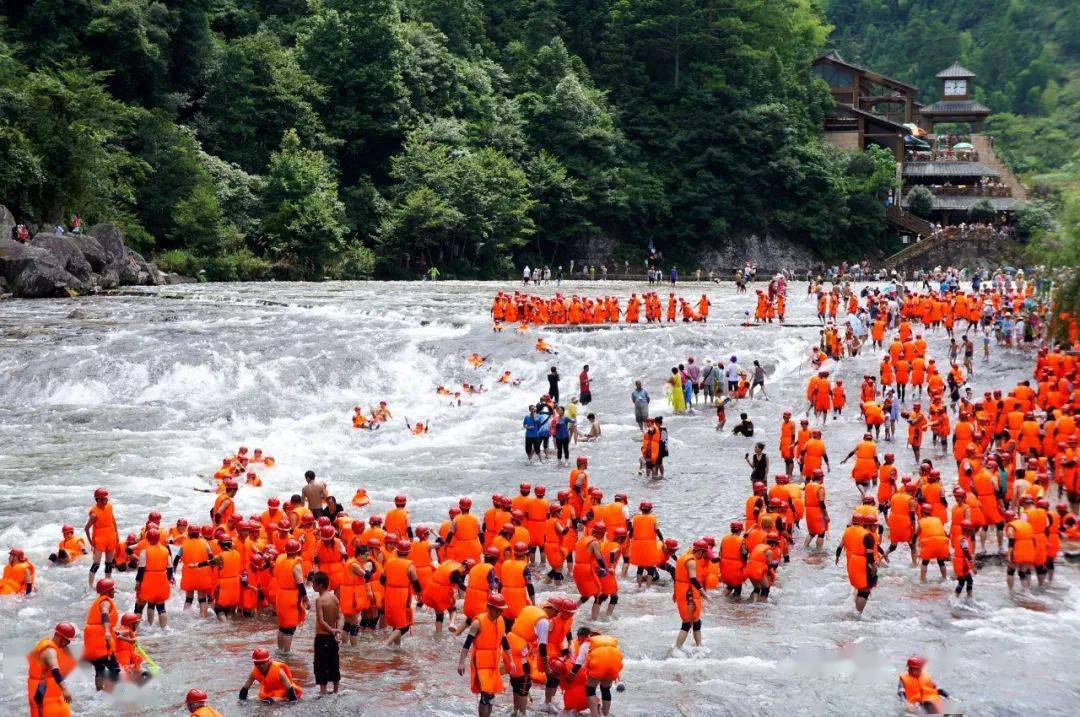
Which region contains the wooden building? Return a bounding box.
[811,51,918,160]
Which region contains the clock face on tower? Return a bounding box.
[944,79,967,96]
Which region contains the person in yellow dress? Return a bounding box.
[667,367,686,414]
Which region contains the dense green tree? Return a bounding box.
[297,0,411,180]
[378,128,533,272]
[198,30,327,173]
[907,186,934,219]
[262,129,348,274]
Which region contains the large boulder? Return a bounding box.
[0,239,61,282]
[0,205,14,243]
[12,261,85,298]
[98,267,120,289]
[30,233,93,282]
[75,234,108,271]
[88,223,126,265]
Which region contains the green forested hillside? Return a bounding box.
[1,0,900,278]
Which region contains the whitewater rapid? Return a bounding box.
[0,280,1077,715]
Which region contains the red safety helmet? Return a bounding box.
[461,558,477,571]
[614,492,627,502]
[8,548,25,560]
[862,496,875,505]
[277,518,292,532]
[145,528,161,544]
[769,498,783,509]
[557,490,570,501]
[484,546,500,559]
[316,516,331,527]
[384,532,400,545]
[1004,510,1017,521]
[730,521,744,532]
[499,523,514,535]
[284,539,301,555]
[366,538,383,549]
[548,656,569,675]
[548,504,561,515]
[54,622,77,641]
[120,612,141,628]
[511,509,526,522]
[267,497,281,509]
[394,495,407,506]
[369,515,383,526]
[319,526,336,540]
[148,510,162,524]
[591,522,607,535]
[200,525,214,539]
[577,457,588,467]
[459,497,473,509]
[640,501,653,512]
[415,525,430,537]
[906,656,926,670]
[513,541,529,555]
[692,539,709,552]
[187,524,200,537]
[766,531,780,543]
[185,688,208,706]
[396,540,411,555]
[487,592,508,609]
[1036,498,1050,509]
[534,486,547,497]
[752,482,766,495]
[663,538,679,551]
[96,578,116,595]
[519,483,531,493]
[614,527,628,538]
[94,488,109,501]
[884,453,895,462]
[252,648,271,664]
[812,469,825,479]
[224,479,238,492]
[61,524,75,535]
[301,514,316,527]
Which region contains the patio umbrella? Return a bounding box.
[952,142,974,149]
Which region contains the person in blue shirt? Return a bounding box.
[552,406,576,466]
[522,405,550,462]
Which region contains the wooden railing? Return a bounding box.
[886,205,934,238]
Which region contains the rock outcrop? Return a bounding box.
[1,205,168,298]
[699,232,819,274]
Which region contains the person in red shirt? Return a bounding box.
[579,365,592,405]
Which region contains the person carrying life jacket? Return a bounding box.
[239,648,301,702]
[26,621,77,717]
[898,656,949,714]
[422,557,471,635]
[185,688,225,716]
[569,629,624,716]
[457,547,500,632]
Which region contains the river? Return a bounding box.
[0,280,1076,715]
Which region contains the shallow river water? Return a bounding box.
[0,280,1077,716]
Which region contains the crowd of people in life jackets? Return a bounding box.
[491,291,713,329]
[10,272,1080,717]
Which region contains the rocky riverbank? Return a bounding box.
[1,205,192,298]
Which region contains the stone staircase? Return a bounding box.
[886,204,934,238]
[970,134,1026,201]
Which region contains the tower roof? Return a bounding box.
[936,62,975,79]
